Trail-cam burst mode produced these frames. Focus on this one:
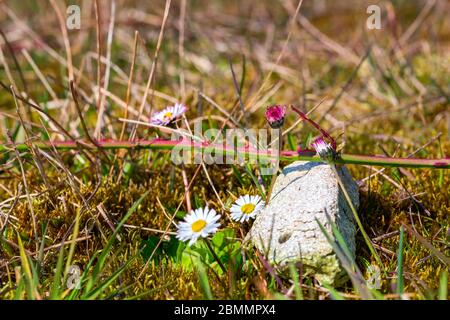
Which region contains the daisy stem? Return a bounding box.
[330,164,382,266]
[266,128,282,203]
[204,238,226,274]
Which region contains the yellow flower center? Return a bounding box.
[191,219,207,233]
[163,111,173,119]
[241,203,255,214]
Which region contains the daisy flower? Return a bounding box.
[151,103,187,126]
[176,207,221,246]
[265,105,286,129]
[311,137,336,163]
[230,195,265,223]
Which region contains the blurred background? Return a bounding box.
[1,0,448,120]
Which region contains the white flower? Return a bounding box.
[230,195,265,223]
[311,137,336,163]
[176,207,221,246]
[151,103,187,126]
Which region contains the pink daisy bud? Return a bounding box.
[265,105,286,129]
[311,137,336,163]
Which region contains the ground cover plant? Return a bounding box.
[0,0,449,300]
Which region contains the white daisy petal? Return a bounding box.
[204,207,213,220]
[229,194,264,223]
[230,206,241,214]
[194,208,203,220]
[210,214,220,223]
[184,213,196,223]
[188,237,197,246]
[175,206,221,246]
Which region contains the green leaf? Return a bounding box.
[140,236,182,263]
[176,240,188,263]
[140,236,164,263]
[123,161,135,176]
[194,193,204,209]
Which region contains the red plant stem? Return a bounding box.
[2,139,449,169]
[290,105,337,149]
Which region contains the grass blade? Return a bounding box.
[63,208,81,288]
[331,164,382,266]
[438,270,448,300]
[50,244,66,299]
[321,283,345,300]
[83,257,135,300]
[196,259,214,300]
[83,191,149,295]
[402,224,450,268]
[16,232,39,300]
[288,263,303,300]
[396,226,405,297]
[316,217,373,299]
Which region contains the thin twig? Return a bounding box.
[49,0,74,81]
[94,0,116,138]
[130,0,172,140]
[119,30,139,141]
[0,28,28,92]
